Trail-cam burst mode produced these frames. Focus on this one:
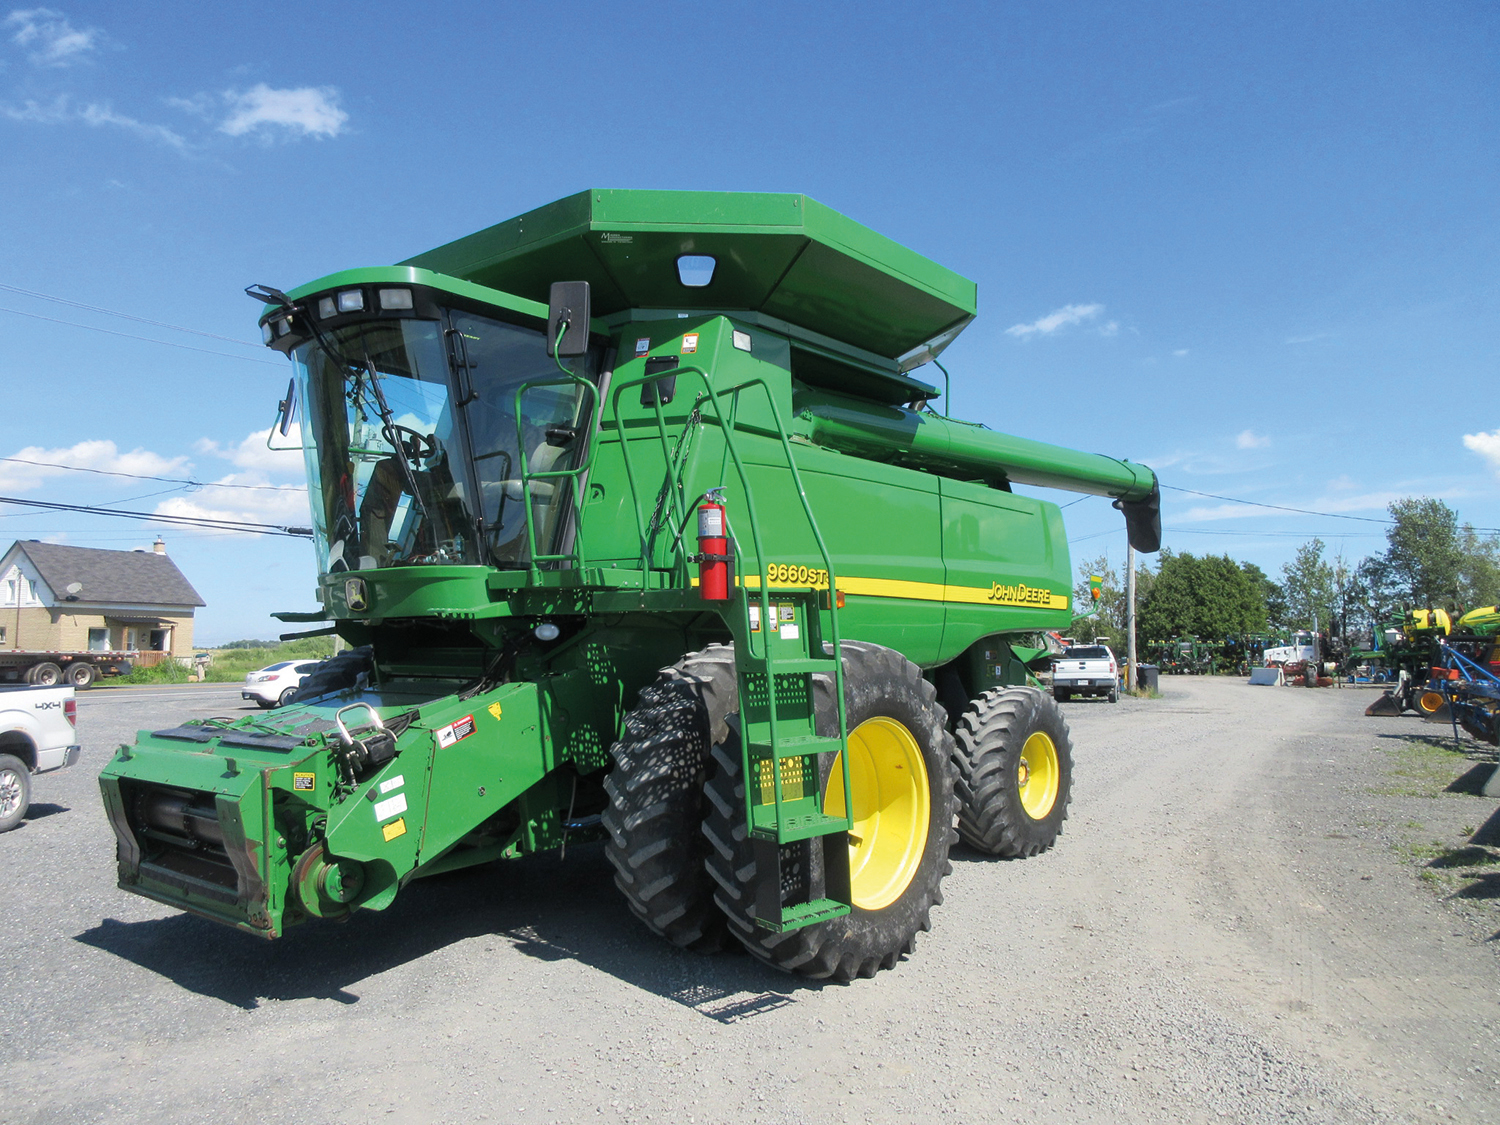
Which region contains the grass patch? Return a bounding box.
[115,637,338,686]
[199,638,337,682]
[1371,735,1467,797]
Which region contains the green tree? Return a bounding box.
[1071,552,1156,648]
[1138,550,1263,642]
[1383,498,1465,607]
[1239,562,1284,631]
[1281,538,1336,631]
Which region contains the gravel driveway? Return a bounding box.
[4,678,1499,1124]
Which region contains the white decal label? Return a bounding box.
[634,337,650,357]
[749,604,761,633]
[681,333,699,354]
[781,622,800,641]
[378,775,405,795]
[373,792,408,822]
[436,714,477,748]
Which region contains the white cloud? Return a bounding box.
[219,84,347,140]
[1005,303,1103,339]
[194,426,305,476]
[1172,348,1189,357]
[5,7,100,67]
[1098,320,1119,337]
[0,439,190,492]
[1235,429,1270,450]
[1463,429,1500,475]
[154,484,310,537]
[1,95,186,148]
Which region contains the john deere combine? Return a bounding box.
[100,191,1160,979]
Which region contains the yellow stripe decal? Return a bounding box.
[696,573,1069,611]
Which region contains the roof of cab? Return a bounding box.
[401,189,977,370]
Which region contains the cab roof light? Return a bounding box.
[318,296,338,319]
[676,255,716,287]
[379,287,413,310]
[261,322,274,345]
[275,317,292,337]
[336,289,365,313]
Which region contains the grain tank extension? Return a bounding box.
[100,191,1159,980]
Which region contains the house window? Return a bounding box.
[149,629,171,652]
[88,628,109,652]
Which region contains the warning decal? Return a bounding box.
[292,772,315,792]
[634,337,650,357]
[681,333,699,354]
[436,715,477,749]
[382,817,407,842]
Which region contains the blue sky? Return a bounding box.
[1,2,1496,641]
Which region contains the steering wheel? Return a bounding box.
[387,424,437,462]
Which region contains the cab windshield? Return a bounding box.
[292,311,597,574]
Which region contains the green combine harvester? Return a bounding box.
[99,191,1160,980]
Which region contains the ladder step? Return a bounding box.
[748,735,844,760]
[750,807,851,844]
[755,897,851,933]
[761,657,838,674]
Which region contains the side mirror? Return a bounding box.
[1114,480,1162,554]
[278,377,298,436]
[547,281,591,358]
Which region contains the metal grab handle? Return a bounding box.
[334,702,386,747]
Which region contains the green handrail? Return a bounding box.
[599,365,853,844]
[511,374,601,582]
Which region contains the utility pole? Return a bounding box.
[1126,543,1137,693]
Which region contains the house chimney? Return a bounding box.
[153,536,166,555]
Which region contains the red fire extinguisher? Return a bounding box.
[697,495,730,601]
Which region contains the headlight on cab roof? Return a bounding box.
[379,288,413,310]
[336,289,365,313]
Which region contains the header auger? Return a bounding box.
[101,190,1159,980]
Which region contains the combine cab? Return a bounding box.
[100,190,1159,978]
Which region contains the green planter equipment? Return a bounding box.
[99,190,1160,980]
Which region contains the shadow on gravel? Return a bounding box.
[21,802,68,822]
[1451,873,1500,900]
[1447,762,1500,795]
[1470,804,1500,848]
[73,841,816,1019]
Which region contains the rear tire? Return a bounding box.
[1054,688,1069,702]
[702,641,957,980]
[290,647,373,703]
[255,698,277,710]
[0,753,31,832]
[66,662,96,688]
[602,646,734,953]
[954,687,1073,857]
[1108,687,1118,703]
[27,662,62,687]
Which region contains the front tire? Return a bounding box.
[278,687,298,707]
[702,641,957,980]
[0,753,31,832]
[602,646,734,953]
[954,687,1073,857]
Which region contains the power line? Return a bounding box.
[0,304,286,366]
[0,495,312,537]
[0,282,266,348]
[0,455,307,492]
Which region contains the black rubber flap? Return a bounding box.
[152,726,218,743]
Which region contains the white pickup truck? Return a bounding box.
[0,684,80,832]
[1052,644,1120,703]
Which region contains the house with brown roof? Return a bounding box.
[0,538,206,660]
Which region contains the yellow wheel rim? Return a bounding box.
[1018,731,1060,820]
[823,717,930,911]
[1418,691,1445,715]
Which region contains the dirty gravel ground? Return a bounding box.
[5,678,1500,1124]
